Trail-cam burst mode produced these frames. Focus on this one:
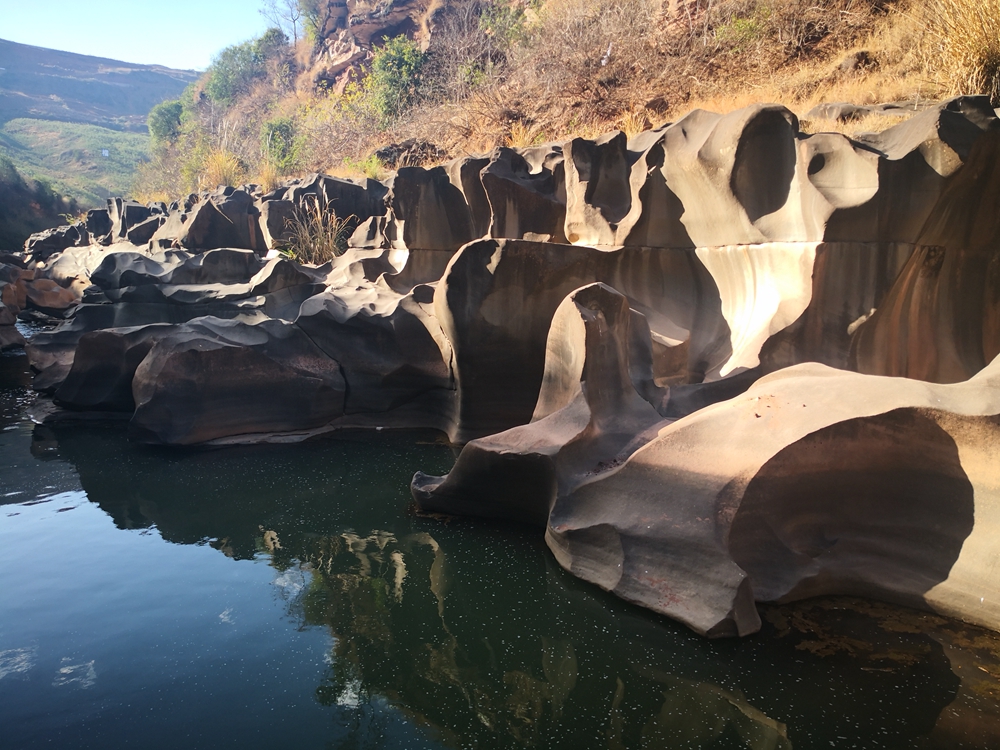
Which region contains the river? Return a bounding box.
[3,326,1000,749]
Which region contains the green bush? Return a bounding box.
[204,28,289,105]
[261,116,300,172]
[148,100,183,144]
[363,36,427,127]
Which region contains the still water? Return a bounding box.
[3,332,1000,750]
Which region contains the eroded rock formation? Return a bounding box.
[11,96,1000,637]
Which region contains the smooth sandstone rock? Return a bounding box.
[434,238,731,443]
[20,98,1000,644]
[296,255,454,429]
[413,283,668,525]
[55,323,175,412]
[129,317,346,445]
[0,301,24,351]
[545,358,1000,637]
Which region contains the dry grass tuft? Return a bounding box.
[800,110,912,136]
[505,120,543,148]
[253,159,283,193]
[918,0,1000,104]
[281,196,355,265]
[616,109,653,138]
[200,149,245,191]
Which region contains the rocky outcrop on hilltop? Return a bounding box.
[10,96,1000,638]
[305,0,447,92]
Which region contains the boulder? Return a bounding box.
[540,358,1000,637]
[563,131,631,245]
[850,111,1000,382]
[258,199,296,250]
[826,96,1000,244]
[89,248,266,290]
[283,173,386,223]
[129,317,346,445]
[27,249,298,394]
[295,259,454,428]
[413,283,668,526]
[23,223,88,261]
[481,148,567,243]
[54,323,174,412]
[23,278,81,317]
[0,325,24,351]
[373,139,447,169]
[125,215,165,245]
[0,300,24,351]
[444,155,492,238]
[151,191,265,252]
[385,166,478,252]
[434,238,731,442]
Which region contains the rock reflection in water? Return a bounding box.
[27,421,999,749]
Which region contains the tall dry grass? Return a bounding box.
[199,149,246,191]
[281,196,355,264]
[918,0,1000,104]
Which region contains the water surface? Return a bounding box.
[3,337,1000,749]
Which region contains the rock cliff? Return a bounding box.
[6,95,1000,637]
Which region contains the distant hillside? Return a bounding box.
[0,38,199,131]
[0,118,149,206]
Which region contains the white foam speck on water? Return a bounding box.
[52,658,97,689]
[0,646,37,680]
[273,568,305,597]
[337,678,362,708]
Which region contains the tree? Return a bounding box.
[147,99,183,144]
[204,29,289,106]
[205,40,261,105]
[260,0,303,43]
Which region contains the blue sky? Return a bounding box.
[0,0,272,70]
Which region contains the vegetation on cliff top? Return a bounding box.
[0,154,79,252]
[132,0,1000,201]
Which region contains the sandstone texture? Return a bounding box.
[15,96,1000,637]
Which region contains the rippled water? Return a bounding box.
[3,337,1000,750]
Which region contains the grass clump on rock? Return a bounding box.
[281,196,354,264]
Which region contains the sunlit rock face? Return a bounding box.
[547,360,1000,637]
[16,96,1000,637]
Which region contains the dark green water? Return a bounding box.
[3,334,1000,750]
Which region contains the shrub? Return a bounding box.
[714,14,768,51]
[364,36,428,127]
[261,116,300,172]
[148,100,183,145]
[342,154,387,180]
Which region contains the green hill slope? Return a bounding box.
[0,118,149,207]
